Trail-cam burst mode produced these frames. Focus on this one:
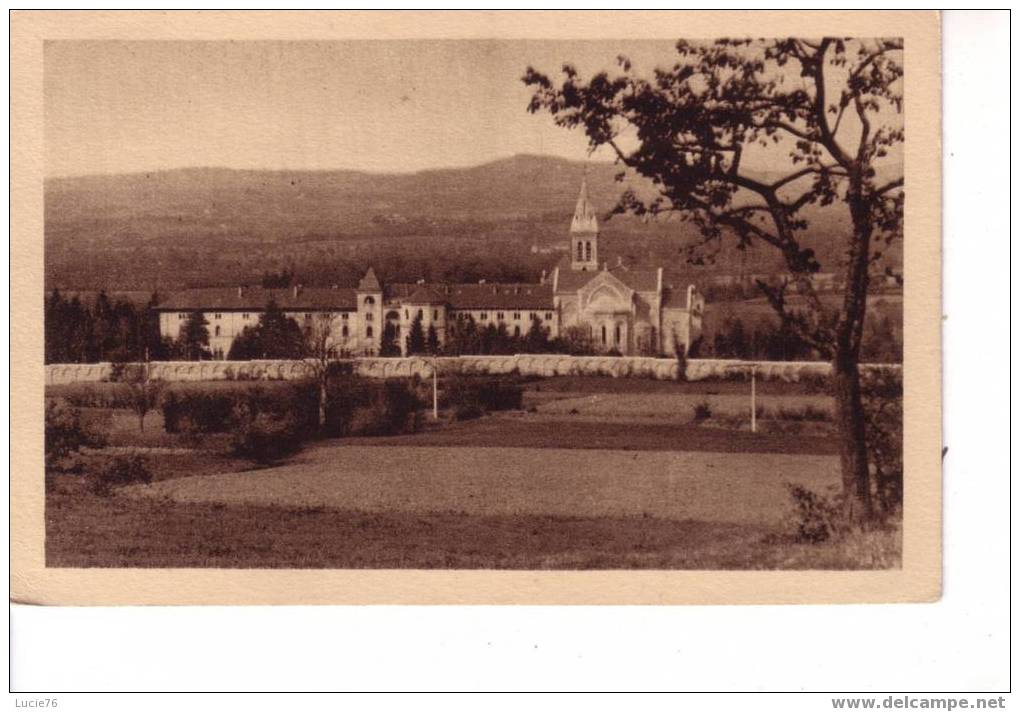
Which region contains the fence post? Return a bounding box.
[750,365,757,434]
[432,357,439,420]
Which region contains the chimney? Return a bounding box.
[292,285,299,298]
[237,286,243,298]
[616,255,624,268]
[478,279,486,284]
[540,269,547,284]
[417,278,425,285]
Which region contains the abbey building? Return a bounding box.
[155,179,704,358]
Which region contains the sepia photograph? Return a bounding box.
[11,11,942,606]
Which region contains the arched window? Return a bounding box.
[433,309,439,320]
[514,325,521,337]
[576,241,584,261]
[615,324,621,345]
[601,325,607,345]
[214,325,221,337]
[585,241,592,261]
[364,296,375,306]
[417,309,424,320]
[342,325,349,338]
[366,326,373,338]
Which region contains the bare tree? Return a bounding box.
[118,360,165,433]
[524,38,904,523]
[304,312,348,430]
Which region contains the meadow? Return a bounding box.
[44,374,901,570]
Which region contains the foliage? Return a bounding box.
[785,484,846,543]
[230,408,304,465]
[177,311,211,360]
[554,325,598,356]
[379,321,401,356]
[89,453,152,496]
[405,314,427,355]
[524,38,904,523]
[45,400,107,469]
[114,363,166,432]
[444,376,525,415]
[344,379,424,436]
[44,289,165,364]
[692,400,712,422]
[860,368,903,514]
[226,299,306,360]
[426,324,440,354]
[160,390,237,434]
[524,317,552,353]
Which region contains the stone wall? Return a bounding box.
[45,356,900,386]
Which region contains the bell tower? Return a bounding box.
[569,176,599,271]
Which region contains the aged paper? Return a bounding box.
[12,10,941,604]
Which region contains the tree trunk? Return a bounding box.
[834,177,876,524]
[832,348,872,524]
[318,377,327,430]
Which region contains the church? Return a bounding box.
[155,179,704,358]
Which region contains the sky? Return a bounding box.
[44,40,683,178]
[44,39,901,179]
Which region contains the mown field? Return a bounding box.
[45,375,900,570]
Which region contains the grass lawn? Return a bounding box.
[346,415,838,455]
[122,444,840,525]
[47,483,899,570]
[44,375,897,570]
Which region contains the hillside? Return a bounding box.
[44,155,898,291]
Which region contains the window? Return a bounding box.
[601,325,607,345]
[341,313,348,320]
[433,310,439,320]
[497,312,504,321]
[585,241,592,261]
[305,313,312,321]
[214,326,221,336]
[480,312,488,321]
[514,325,521,337]
[615,324,621,345]
[242,313,250,320]
[342,325,349,337]
[364,296,375,306]
[513,312,520,320]
[405,310,409,320]
[576,241,583,261]
[545,312,553,321]
[214,313,222,320]
[365,313,373,322]
[366,326,373,338]
[178,313,185,320]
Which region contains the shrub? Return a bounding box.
[776,404,832,422]
[861,368,903,515]
[692,400,712,422]
[160,390,237,434]
[785,484,845,543]
[444,376,524,415]
[454,402,485,421]
[45,400,106,469]
[90,453,151,496]
[230,409,303,464]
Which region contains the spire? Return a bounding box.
[358,266,381,292]
[570,175,598,234]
